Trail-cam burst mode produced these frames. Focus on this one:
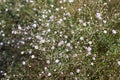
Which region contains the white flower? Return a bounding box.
[18,25,22,30]
[112,30,117,34]
[34,45,39,49]
[55,59,59,63]
[96,13,102,20]
[21,51,24,54]
[56,8,59,11]
[32,23,37,28]
[83,23,87,26]
[76,69,80,73]
[0,42,3,46]
[92,57,96,60]
[22,61,26,65]
[63,0,66,2]
[87,47,92,52]
[31,55,35,59]
[91,62,94,66]
[3,73,7,76]
[103,30,107,34]
[44,67,47,70]
[64,35,68,38]
[78,8,81,12]
[103,20,107,24]
[70,72,74,75]
[46,60,50,64]
[66,43,71,47]
[88,41,92,45]
[48,73,51,76]
[69,0,74,3]
[51,46,55,50]
[72,54,78,58]
[87,52,91,55]
[79,19,83,23]
[118,61,120,65]
[47,29,51,32]
[58,41,64,46]
[80,37,84,40]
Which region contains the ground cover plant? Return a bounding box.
[0,0,120,80]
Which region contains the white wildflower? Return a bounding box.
[69,0,74,3]
[96,12,102,20]
[118,61,120,65]
[31,55,35,59]
[103,30,107,34]
[91,62,94,66]
[87,47,92,52]
[48,73,51,76]
[22,61,26,65]
[34,45,39,49]
[46,60,50,64]
[55,59,59,63]
[80,37,84,40]
[76,69,80,73]
[112,30,117,34]
[51,46,55,50]
[58,41,64,46]
[66,43,71,47]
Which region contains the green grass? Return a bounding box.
[0,0,120,80]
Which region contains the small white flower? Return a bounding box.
[72,54,78,58]
[69,0,74,3]
[48,73,51,76]
[41,39,45,43]
[21,51,24,54]
[87,47,92,52]
[0,42,3,46]
[78,8,81,11]
[64,35,68,38]
[56,8,59,11]
[22,61,26,65]
[80,37,84,40]
[46,60,50,64]
[58,41,64,46]
[51,46,55,50]
[103,20,107,24]
[83,23,87,26]
[18,25,22,30]
[42,48,46,51]
[3,72,7,75]
[88,41,92,45]
[70,72,74,75]
[71,30,74,34]
[103,30,107,34]
[32,23,37,28]
[79,19,83,23]
[63,0,66,2]
[34,45,39,49]
[92,57,96,60]
[54,69,57,72]
[50,4,54,7]
[59,0,62,3]
[76,69,80,73]
[47,29,51,32]
[87,52,91,55]
[96,13,102,20]
[112,30,117,34]
[118,61,120,65]
[66,43,71,47]
[91,62,94,66]
[31,55,35,59]
[44,67,47,70]
[55,59,59,63]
